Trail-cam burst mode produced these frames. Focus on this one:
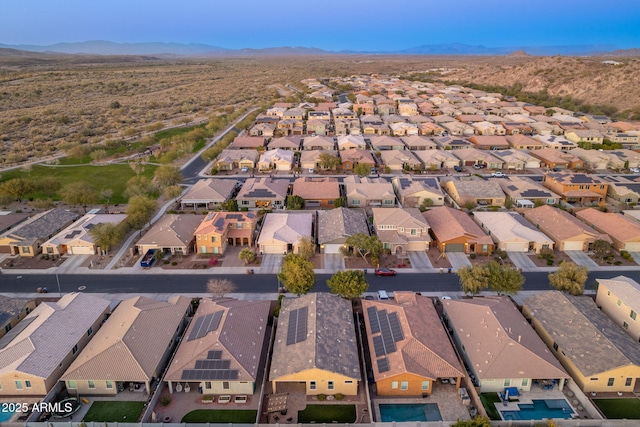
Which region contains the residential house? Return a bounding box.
[61,296,190,395]
[379,150,422,172]
[441,176,506,207]
[214,149,259,171]
[397,102,418,116]
[444,296,569,393]
[569,147,611,170]
[576,208,640,251]
[339,148,376,172]
[257,212,313,254]
[317,208,369,254]
[432,136,472,150]
[0,213,29,237]
[523,292,640,393]
[236,178,288,210]
[401,135,437,151]
[229,136,266,150]
[497,176,561,207]
[606,133,640,149]
[542,172,608,205]
[417,121,446,136]
[300,150,339,171]
[179,178,238,210]
[534,135,577,151]
[353,103,375,115]
[441,121,475,136]
[306,119,329,136]
[292,177,340,209]
[165,297,270,396]
[362,120,391,136]
[501,122,533,136]
[283,108,306,120]
[603,176,640,206]
[372,208,431,255]
[392,176,445,208]
[267,136,301,151]
[596,276,640,342]
[369,136,405,151]
[332,107,356,120]
[456,114,486,124]
[565,130,605,144]
[302,136,335,151]
[337,135,366,150]
[0,293,110,396]
[362,293,465,396]
[471,121,506,136]
[249,123,276,138]
[257,149,294,172]
[423,206,493,254]
[523,205,611,251]
[344,176,396,208]
[530,121,564,136]
[491,149,541,170]
[607,149,640,169]
[473,212,554,253]
[194,211,258,255]
[136,214,204,256]
[334,118,360,135]
[0,296,37,340]
[468,135,510,151]
[451,148,504,170]
[389,121,419,136]
[529,148,584,170]
[277,118,304,136]
[269,293,360,395]
[41,213,127,255]
[0,209,79,257]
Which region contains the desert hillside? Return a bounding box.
[444,55,640,115]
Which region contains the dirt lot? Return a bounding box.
[0,254,62,270]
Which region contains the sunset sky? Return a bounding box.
[3,0,639,51]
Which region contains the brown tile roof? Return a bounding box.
[137,214,205,248]
[229,136,266,149]
[62,296,190,382]
[317,208,369,245]
[292,177,340,200]
[363,293,464,382]
[575,208,640,243]
[423,206,492,245]
[181,179,238,203]
[523,205,611,243]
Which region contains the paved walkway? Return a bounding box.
[445,252,471,270]
[260,254,283,274]
[566,251,600,268]
[507,251,537,269]
[407,251,433,270]
[324,254,345,271]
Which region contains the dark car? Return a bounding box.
[375,268,397,276]
[454,165,463,172]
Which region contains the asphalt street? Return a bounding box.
[1,270,633,295]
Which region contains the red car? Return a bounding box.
[375,268,397,276]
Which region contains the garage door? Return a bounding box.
[69,246,94,255]
[562,240,584,251]
[501,242,527,252]
[445,243,465,252]
[323,244,343,254]
[260,244,286,254]
[623,242,640,252]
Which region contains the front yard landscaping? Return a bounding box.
[593,398,640,419]
[181,409,257,423]
[83,401,145,422]
[298,405,356,423]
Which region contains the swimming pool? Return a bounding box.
[379,403,442,422]
[0,408,16,422]
[501,399,574,420]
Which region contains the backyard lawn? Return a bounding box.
[480,393,502,420]
[298,405,356,423]
[593,398,640,419]
[181,410,257,423]
[83,401,145,422]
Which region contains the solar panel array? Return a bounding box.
[181,347,238,381]
[286,306,308,346]
[187,310,223,341]
[368,308,405,358]
[377,357,390,373]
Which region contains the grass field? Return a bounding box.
[593,398,640,419]
[480,393,502,420]
[0,163,157,205]
[180,409,257,423]
[298,405,356,423]
[83,401,145,422]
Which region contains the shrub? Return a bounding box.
[159,395,172,407]
[614,261,622,265]
[546,259,554,266]
[470,253,477,259]
[317,394,327,401]
[334,393,345,401]
[171,261,178,266]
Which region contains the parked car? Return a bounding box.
[491,171,506,178]
[473,164,483,170]
[454,165,463,172]
[375,268,397,277]
[308,168,315,173]
[631,167,640,173]
[240,166,249,173]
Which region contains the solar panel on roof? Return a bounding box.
[65,230,82,239]
[187,311,224,341]
[373,335,385,357]
[195,359,231,370]
[181,369,238,381]
[187,316,205,341]
[377,357,390,373]
[214,217,226,229]
[388,312,404,342]
[367,307,380,334]
[208,350,223,360]
[286,306,308,346]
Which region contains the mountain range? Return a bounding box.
[0,40,634,57]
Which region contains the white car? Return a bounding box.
[240,166,249,173]
[491,171,506,178]
[631,167,640,173]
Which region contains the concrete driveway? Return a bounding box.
[260,254,283,274]
[444,252,471,270]
[507,251,537,269]
[407,251,433,269]
[630,252,640,265]
[565,251,599,268]
[323,254,345,272]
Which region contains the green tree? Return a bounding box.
[318,152,341,170]
[0,178,36,202]
[591,239,613,261]
[163,184,183,200]
[277,253,315,296]
[451,416,492,427]
[487,261,524,295]
[126,194,156,233]
[457,264,490,295]
[238,248,257,265]
[327,270,369,300]
[123,175,154,198]
[89,222,124,254]
[548,261,588,295]
[345,233,383,265]
[297,237,316,260]
[60,182,98,212]
[286,195,305,210]
[419,198,434,212]
[354,163,371,177]
[334,196,346,207]
[222,199,238,211]
[39,178,62,198]
[154,165,183,187]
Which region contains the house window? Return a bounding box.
[631,310,637,320]
[0,382,2,390]
[607,291,611,296]
[401,381,408,390]
[200,246,208,253]
[522,378,528,387]
[345,380,353,384]
[68,380,77,389]
[223,381,230,390]
[504,379,511,387]
[87,327,93,336]
[106,381,113,389]
[590,378,599,381]
[21,246,30,254]
[410,229,417,236]
[626,378,633,387]
[205,381,212,389]
[617,299,622,306]
[5,324,11,333]
[607,378,614,387]
[328,381,335,391]
[421,381,429,390]
[352,199,360,205]
[384,199,394,205]
[88,381,95,389]
[391,381,398,389]
[72,344,78,355]
[383,243,391,250]
[212,236,217,242]
[553,342,558,352]
[25,380,31,388]
[623,321,629,330]
[481,245,488,253]
[309,381,316,391]
[15,381,22,390]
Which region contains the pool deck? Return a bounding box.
[495,387,574,420]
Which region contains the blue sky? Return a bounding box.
[2,0,639,50]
